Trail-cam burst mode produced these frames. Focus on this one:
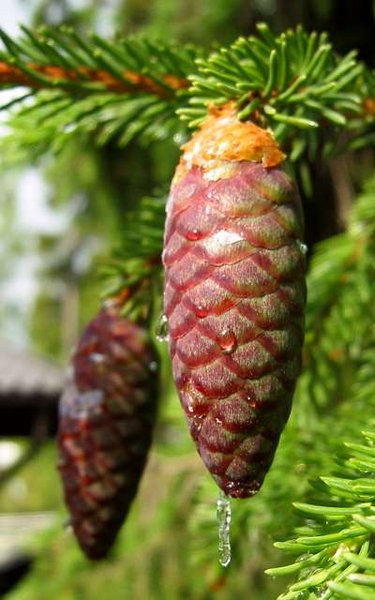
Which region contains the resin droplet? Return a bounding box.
[186,228,201,241]
[148,360,158,373]
[196,305,209,318]
[218,329,237,354]
[297,241,308,255]
[89,353,106,364]
[217,490,231,567]
[155,314,169,342]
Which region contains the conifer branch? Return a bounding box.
[0,27,193,96]
[99,194,165,319]
[0,27,200,153]
[0,60,189,96]
[181,22,365,126]
[298,176,375,414]
[0,25,373,159]
[266,428,375,599]
[180,23,374,156]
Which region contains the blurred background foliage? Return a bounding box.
[0,0,374,599]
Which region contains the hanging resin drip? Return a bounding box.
[216,490,232,567]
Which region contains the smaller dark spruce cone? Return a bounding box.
[58,307,159,560]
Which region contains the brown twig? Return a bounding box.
[363,97,375,117]
[0,61,189,97]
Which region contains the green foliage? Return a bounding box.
[0,26,198,90]
[120,0,255,46]
[298,176,375,423]
[0,24,373,161]
[180,22,373,158]
[100,193,165,322]
[102,193,165,274]
[0,27,200,155]
[0,86,182,160]
[266,428,375,600]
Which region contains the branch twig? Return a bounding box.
[0,61,189,97]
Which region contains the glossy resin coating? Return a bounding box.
[163,159,306,498]
[58,308,158,559]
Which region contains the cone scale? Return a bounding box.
[58,307,158,559]
[163,105,306,499]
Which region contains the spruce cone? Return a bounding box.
[163,106,306,499]
[58,307,158,559]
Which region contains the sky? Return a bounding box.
[0,1,29,134]
[1,0,26,35]
[1,2,70,346]
[1,1,121,347]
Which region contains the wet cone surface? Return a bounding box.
[163,106,306,498]
[58,307,158,558]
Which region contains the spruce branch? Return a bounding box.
[0,24,373,160]
[179,23,374,157]
[99,194,165,321]
[297,177,375,416]
[0,27,192,95]
[266,428,375,600]
[0,27,200,153]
